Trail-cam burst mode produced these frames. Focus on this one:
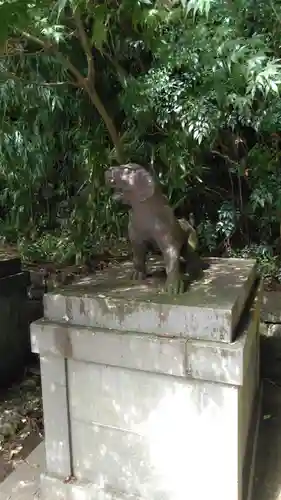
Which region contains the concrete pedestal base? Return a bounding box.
[39,386,262,500]
[31,257,262,500]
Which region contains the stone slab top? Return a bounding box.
[31,279,261,385]
[43,257,257,342]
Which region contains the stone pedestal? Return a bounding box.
[0,257,30,387]
[31,257,262,500]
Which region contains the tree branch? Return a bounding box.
[72,7,95,83]
[18,29,123,162]
[84,80,123,162]
[20,31,53,50]
[19,30,88,88]
[211,149,240,167]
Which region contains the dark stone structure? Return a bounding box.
[261,291,281,382]
[0,257,31,387]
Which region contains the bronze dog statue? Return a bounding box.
[105,163,204,294]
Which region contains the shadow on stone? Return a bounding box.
[253,381,281,500]
[260,291,281,383]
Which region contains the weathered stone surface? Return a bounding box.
[31,321,187,378]
[62,378,242,500]
[31,280,262,385]
[186,279,262,385]
[40,355,71,477]
[43,257,257,342]
[64,285,259,500]
[40,352,260,500]
[40,473,125,500]
[34,274,261,500]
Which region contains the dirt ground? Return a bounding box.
[0,360,43,483]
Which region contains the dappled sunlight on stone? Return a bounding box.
[62,379,239,499]
[29,257,262,500]
[140,387,237,500]
[41,257,257,343]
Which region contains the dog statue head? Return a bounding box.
[105,163,156,205]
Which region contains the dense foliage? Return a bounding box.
[0,0,281,278]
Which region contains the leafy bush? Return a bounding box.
[0,0,280,279]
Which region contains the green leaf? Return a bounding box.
[185,0,214,17]
[91,5,109,50]
[54,0,68,19]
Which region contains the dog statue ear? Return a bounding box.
[134,167,155,202]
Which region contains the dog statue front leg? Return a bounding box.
[163,245,185,295]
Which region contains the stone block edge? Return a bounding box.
[31,291,258,386]
[40,472,149,500]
